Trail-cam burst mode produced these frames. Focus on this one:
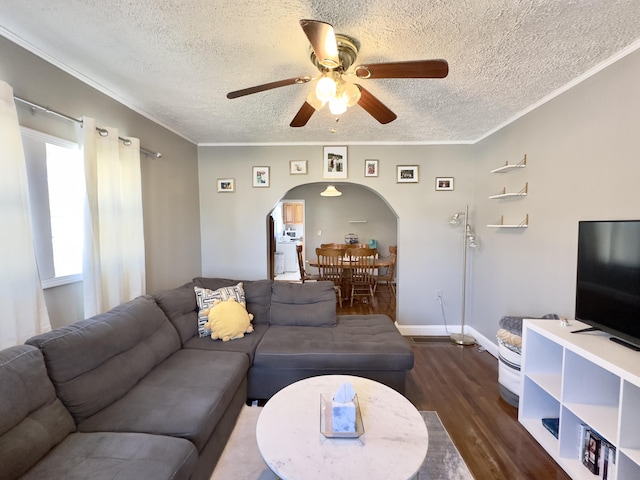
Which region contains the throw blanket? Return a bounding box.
[499,313,559,336]
[498,313,559,350]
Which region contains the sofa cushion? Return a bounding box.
[183,323,269,361]
[193,278,272,325]
[254,315,413,370]
[0,345,76,480]
[26,295,181,423]
[194,283,245,337]
[153,282,198,345]
[21,431,197,480]
[269,281,336,327]
[77,349,250,452]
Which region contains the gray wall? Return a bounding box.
[5,32,640,345]
[199,48,640,340]
[198,144,475,326]
[0,36,202,326]
[469,47,640,342]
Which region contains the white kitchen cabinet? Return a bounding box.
[276,242,298,273]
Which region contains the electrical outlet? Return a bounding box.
[317,230,322,236]
[435,289,443,300]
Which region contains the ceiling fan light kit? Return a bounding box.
[226,19,448,128]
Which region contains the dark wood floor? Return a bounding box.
[337,291,570,480]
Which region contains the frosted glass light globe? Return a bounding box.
[316,76,337,102]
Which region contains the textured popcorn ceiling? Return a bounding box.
[2,0,640,145]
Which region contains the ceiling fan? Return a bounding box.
[226,19,449,127]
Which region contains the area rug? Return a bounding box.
[211,405,473,480]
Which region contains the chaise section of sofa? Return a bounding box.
[0,345,197,480]
[25,295,249,480]
[156,278,414,400]
[249,281,415,399]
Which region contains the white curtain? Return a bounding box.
[0,81,51,348]
[80,117,146,317]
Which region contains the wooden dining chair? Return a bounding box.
[315,247,346,306]
[296,244,317,283]
[374,246,397,299]
[320,243,347,249]
[345,243,370,249]
[347,247,377,306]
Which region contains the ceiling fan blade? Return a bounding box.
[355,59,448,79]
[357,86,397,124]
[227,76,310,99]
[299,19,340,69]
[290,102,316,127]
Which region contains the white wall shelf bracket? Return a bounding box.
[490,154,527,173]
[489,182,528,199]
[488,214,529,228]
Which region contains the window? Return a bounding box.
[22,128,84,288]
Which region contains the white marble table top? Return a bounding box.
[256,375,428,480]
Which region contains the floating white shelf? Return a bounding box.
[487,214,529,228]
[490,154,527,174]
[489,182,528,199]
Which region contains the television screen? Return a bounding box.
[576,220,640,349]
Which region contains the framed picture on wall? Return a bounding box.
[364,159,379,177]
[217,178,235,192]
[323,146,348,179]
[289,160,307,175]
[435,177,454,191]
[252,166,270,187]
[396,165,419,183]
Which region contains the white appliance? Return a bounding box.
[276,242,298,272]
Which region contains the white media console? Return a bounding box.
[519,319,640,479]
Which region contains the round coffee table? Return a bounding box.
[256,375,428,480]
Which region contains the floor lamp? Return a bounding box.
[449,205,479,346]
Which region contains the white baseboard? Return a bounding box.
[395,322,498,359]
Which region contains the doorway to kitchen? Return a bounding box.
[273,199,305,281]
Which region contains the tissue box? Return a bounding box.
[320,394,364,438]
[332,400,356,432]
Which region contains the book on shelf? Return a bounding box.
[578,423,589,460]
[541,417,559,438]
[583,430,601,475]
[578,424,616,479]
[601,439,616,480]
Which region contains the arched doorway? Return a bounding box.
[267,182,398,280]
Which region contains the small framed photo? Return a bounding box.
[364,159,379,177]
[252,166,269,187]
[435,177,454,191]
[323,146,348,179]
[217,178,235,192]
[397,165,419,183]
[289,160,307,175]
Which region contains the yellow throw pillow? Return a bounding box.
[203,298,254,342]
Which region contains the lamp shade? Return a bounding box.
[320,185,342,197]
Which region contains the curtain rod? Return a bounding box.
[13,95,162,158]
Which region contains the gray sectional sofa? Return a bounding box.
[1,278,414,480]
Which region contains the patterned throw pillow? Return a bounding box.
[194,283,245,337]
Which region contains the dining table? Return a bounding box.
[308,255,391,304]
[308,257,391,269]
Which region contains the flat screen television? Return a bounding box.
[575,220,640,350]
